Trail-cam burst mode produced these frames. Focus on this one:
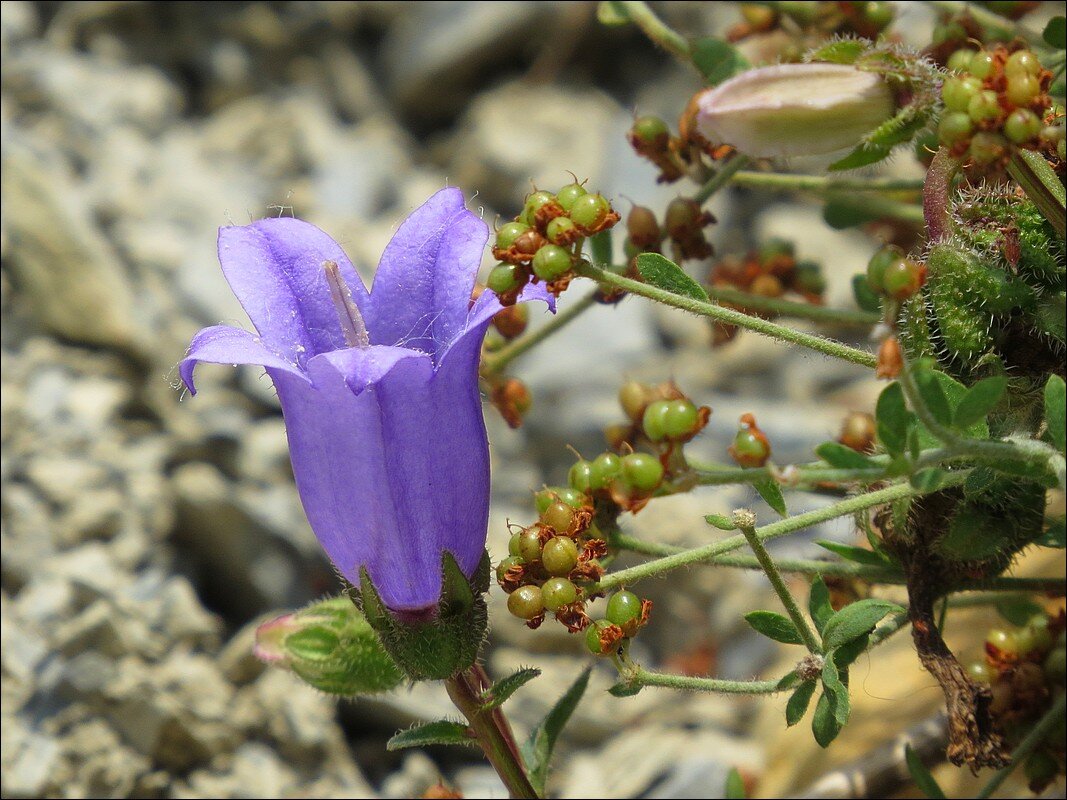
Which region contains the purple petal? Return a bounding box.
[365,188,488,360]
[218,218,369,367]
[437,280,557,367]
[179,325,308,395]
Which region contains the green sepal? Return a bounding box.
[355,551,490,681]
[387,720,475,750]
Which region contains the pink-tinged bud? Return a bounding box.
[693,64,895,158]
[253,613,300,664]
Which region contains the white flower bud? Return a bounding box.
[693,63,896,158]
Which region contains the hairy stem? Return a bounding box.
[694,154,751,203]
[729,171,924,194]
[614,1,691,65]
[922,148,960,245]
[622,665,783,694]
[705,285,880,325]
[481,291,598,377]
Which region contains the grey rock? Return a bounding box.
[0,726,61,798]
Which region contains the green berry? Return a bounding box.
[569,193,611,231]
[521,190,556,225]
[518,529,543,563]
[568,460,594,492]
[619,380,650,421]
[496,555,525,582]
[968,131,1008,165]
[861,1,893,29]
[986,628,1020,655]
[938,112,974,146]
[941,75,982,112]
[606,590,643,626]
[556,182,587,212]
[1043,646,1066,683]
[507,585,544,619]
[642,400,671,442]
[757,238,794,264]
[969,50,995,80]
[967,90,1001,124]
[662,400,699,439]
[622,452,664,492]
[1004,108,1042,143]
[882,258,924,300]
[496,221,530,250]
[556,488,586,508]
[1005,50,1040,79]
[589,452,622,491]
[531,244,572,281]
[665,197,703,239]
[1005,74,1040,106]
[626,206,661,248]
[546,216,577,244]
[508,533,522,557]
[631,115,669,144]
[487,263,521,295]
[1016,618,1053,655]
[585,619,613,655]
[966,661,993,684]
[731,429,770,467]
[946,49,975,73]
[541,501,574,533]
[866,244,904,292]
[541,577,578,611]
[542,537,579,576]
[535,487,584,513]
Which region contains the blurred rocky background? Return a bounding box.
[2,2,1061,798]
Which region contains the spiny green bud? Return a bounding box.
[254,597,404,694]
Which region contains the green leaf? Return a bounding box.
[589,229,613,267]
[876,382,910,456]
[953,376,1008,429]
[815,540,891,567]
[1044,16,1067,49]
[705,513,738,531]
[852,274,882,313]
[786,681,818,727]
[690,37,750,86]
[776,670,802,690]
[481,668,541,711]
[833,632,870,669]
[1007,149,1066,239]
[822,599,904,650]
[913,367,953,428]
[905,743,947,799]
[1045,375,1066,453]
[809,576,834,635]
[909,468,946,492]
[753,478,787,517]
[1037,516,1066,548]
[635,253,709,302]
[744,610,804,645]
[811,689,843,747]
[725,766,748,799]
[828,144,893,173]
[995,597,1046,627]
[607,681,643,697]
[596,0,630,25]
[387,720,473,750]
[821,656,851,726]
[815,441,876,470]
[522,667,591,795]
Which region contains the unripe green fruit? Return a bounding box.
[882,258,924,300]
[496,555,525,582]
[585,619,613,655]
[731,429,770,466]
[1016,618,1053,654]
[532,244,572,281]
[521,191,556,225]
[867,244,905,292]
[946,49,975,73]
[606,590,643,626]
[631,115,669,143]
[541,577,578,611]
[862,1,892,28]
[968,131,1007,165]
[546,216,578,244]
[1004,108,1042,143]
[619,380,650,421]
[518,530,543,563]
[1005,74,1040,106]
[496,221,530,249]
[664,197,703,239]
[942,75,982,112]
[642,400,671,441]
[542,501,574,533]
[662,399,699,439]
[570,193,611,231]
[556,182,587,212]
[622,452,664,491]
[487,263,521,294]
[969,50,995,79]
[938,112,973,145]
[535,486,586,513]
[986,628,1020,655]
[627,206,662,248]
[1005,50,1041,79]
[508,533,522,557]
[542,537,579,576]
[966,661,993,684]
[568,460,594,492]
[967,90,1001,124]
[590,452,622,490]
[508,585,544,619]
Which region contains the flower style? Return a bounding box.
[180,188,548,614]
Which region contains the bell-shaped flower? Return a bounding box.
[180,188,547,617]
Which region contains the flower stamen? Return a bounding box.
[323,260,369,348]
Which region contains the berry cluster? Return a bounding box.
[968,611,1066,792]
[937,46,1062,171]
[726,2,894,47]
[488,183,620,306]
[708,239,827,345]
[629,113,734,185]
[866,244,927,302]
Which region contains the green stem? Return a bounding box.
[705,285,880,326]
[596,477,964,592]
[729,171,924,194]
[625,666,782,694]
[615,1,691,65]
[481,291,598,377]
[575,262,877,368]
[693,155,751,203]
[975,692,1067,800]
[923,148,960,244]
[445,666,539,799]
[738,516,823,652]
[1007,148,1067,239]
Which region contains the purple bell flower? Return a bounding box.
[180,188,548,614]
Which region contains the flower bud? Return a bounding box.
[693,64,896,158]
